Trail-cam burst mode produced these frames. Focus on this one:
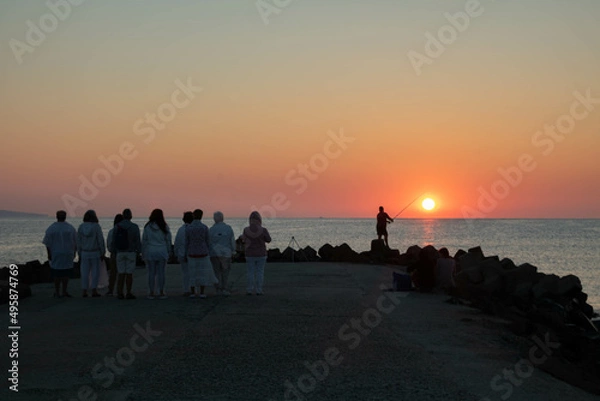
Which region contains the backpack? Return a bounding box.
[115,224,129,251]
[393,272,413,292]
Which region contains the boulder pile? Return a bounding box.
[405,244,600,395]
[0,260,57,304]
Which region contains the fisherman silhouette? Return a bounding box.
[376,206,394,247]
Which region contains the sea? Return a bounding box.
[1,217,598,308]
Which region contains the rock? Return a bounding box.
[386,249,401,259]
[479,258,504,278]
[26,260,42,268]
[419,245,439,264]
[456,265,484,285]
[531,298,567,328]
[368,241,385,264]
[40,261,52,283]
[458,251,484,271]
[455,257,506,299]
[357,252,373,264]
[411,246,439,291]
[317,243,362,263]
[453,249,467,273]
[267,248,282,261]
[513,281,534,304]
[532,274,561,299]
[479,258,506,295]
[371,239,387,257]
[0,280,32,305]
[282,246,316,262]
[368,240,401,265]
[405,245,422,261]
[281,247,296,262]
[301,246,319,262]
[333,243,359,263]
[453,249,466,260]
[359,251,374,264]
[505,263,538,295]
[0,267,9,281]
[455,253,507,305]
[558,275,583,297]
[18,263,33,284]
[575,291,588,304]
[24,260,49,284]
[467,246,485,259]
[318,244,335,261]
[500,258,517,270]
[579,302,595,319]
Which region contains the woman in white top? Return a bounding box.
[142,209,172,299]
[77,210,105,298]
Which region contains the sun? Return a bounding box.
[422,198,436,211]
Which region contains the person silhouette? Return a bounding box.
[112,208,142,300]
[242,211,271,295]
[43,210,77,298]
[77,210,105,298]
[376,206,394,247]
[142,209,173,300]
[185,209,218,298]
[174,211,194,296]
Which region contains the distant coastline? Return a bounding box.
[0,210,48,218]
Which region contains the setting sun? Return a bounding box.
[422,198,436,211]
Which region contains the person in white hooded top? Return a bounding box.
[209,211,235,296]
[142,209,172,299]
[77,210,106,298]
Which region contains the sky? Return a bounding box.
[1,0,599,219]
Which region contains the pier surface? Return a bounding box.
[1,262,595,401]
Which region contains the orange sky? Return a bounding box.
[1,1,599,218]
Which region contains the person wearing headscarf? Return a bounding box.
[242,211,271,295]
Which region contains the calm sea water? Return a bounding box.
[1,218,598,307]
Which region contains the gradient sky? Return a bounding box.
[1,0,599,218]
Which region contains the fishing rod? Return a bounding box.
[391,193,426,220]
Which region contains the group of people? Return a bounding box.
[42,209,272,299]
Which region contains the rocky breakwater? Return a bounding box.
[233,239,401,264]
[447,245,599,395]
[0,260,44,304]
